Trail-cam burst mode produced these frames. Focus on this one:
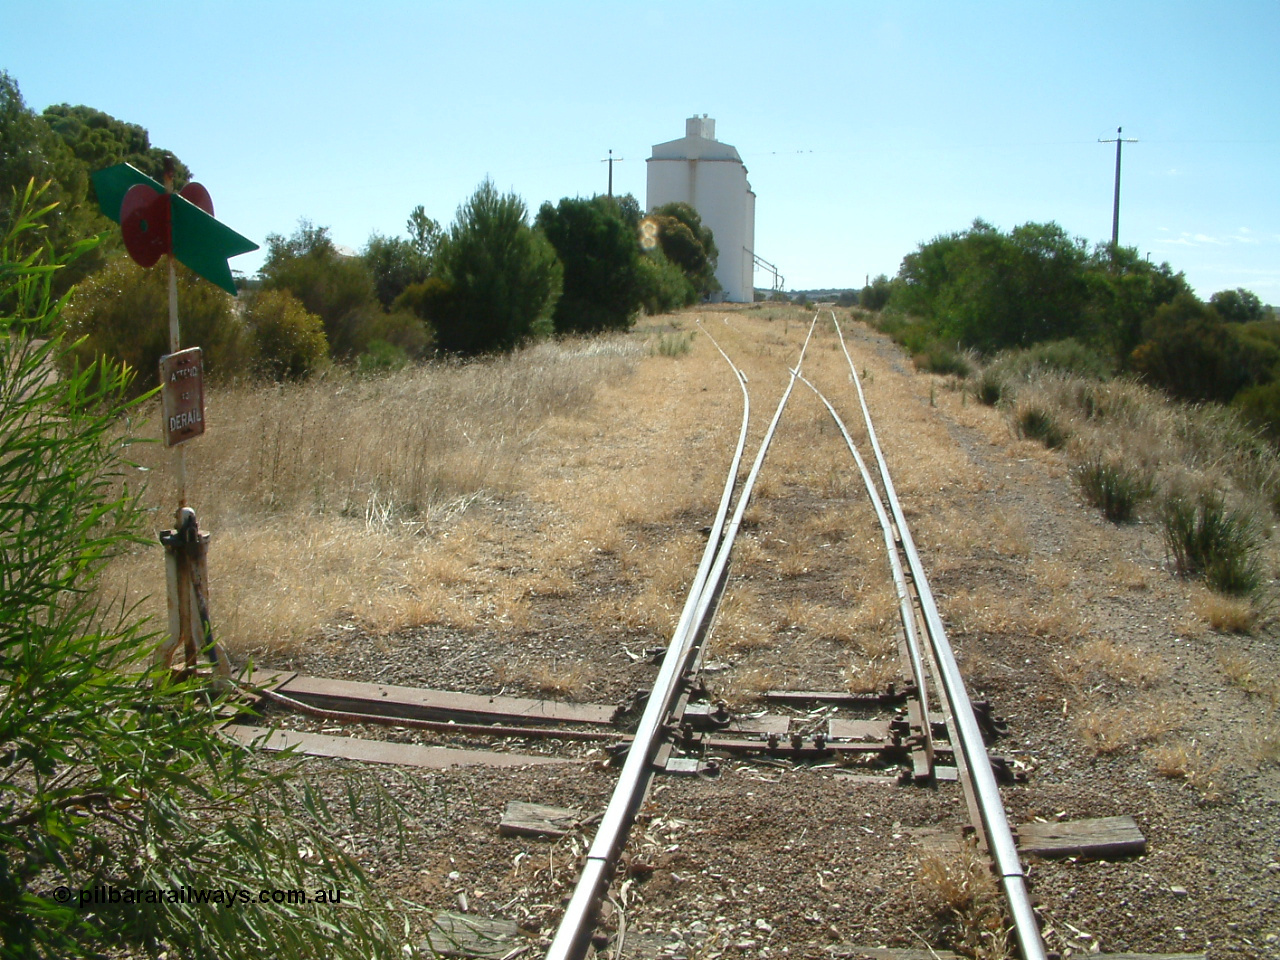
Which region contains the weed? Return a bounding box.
[1160,490,1265,595]
[913,342,974,378]
[1218,648,1279,705]
[1146,741,1226,803]
[1194,591,1258,633]
[1070,452,1154,523]
[973,367,1005,406]
[1246,722,1280,767]
[916,839,1011,960]
[842,655,899,694]
[1014,402,1069,449]
[1075,701,1184,755]
[652,330,695,357]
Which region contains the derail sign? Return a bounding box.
[160,347,205,446]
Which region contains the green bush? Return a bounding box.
[1015,403,1069,449]
[1071,453,1153,523]
[536,195,642,333]
[259,220,378,359]
[1234,379,1280,443]
[427,179,562,355]
[244,288,329,380]
[636,248,697,314]
[973,366,1005,406]
[653,329,695,357]
[1,186,401,959]
[63,255,250,392]
[357,338,410,375]
[913,342,973,378]
[1160,490,1265,595]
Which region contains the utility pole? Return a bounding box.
[602,149,623,198]
[1099,126,1138,257]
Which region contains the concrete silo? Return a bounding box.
[646,116,756,303]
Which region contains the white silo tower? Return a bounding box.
[646,116,757,303]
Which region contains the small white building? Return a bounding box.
[646,116,756,303]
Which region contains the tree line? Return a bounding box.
[0,71,719,391]
[862,218,1278,438]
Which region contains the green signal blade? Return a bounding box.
[92,163,258,295]
[171,192,259,295]
[92,163,161,223]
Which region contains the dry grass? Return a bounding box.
[1074,701,1185,755]
[525,661,590,698]
[1245,722,1280,767]
[1146,741,1227,803]
[716,666,778,707]
[1055,637,1168,690]
[842,655,899,694]
[916,839,1011,960]
[1192,589,1258,634]
[1217,648,1280,706]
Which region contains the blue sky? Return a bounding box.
[4,1,1277,298]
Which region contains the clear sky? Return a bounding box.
[4,1,1277,299]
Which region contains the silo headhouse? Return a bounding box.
[646,116,757,303]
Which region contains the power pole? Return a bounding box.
[602,150,624,198]
[1099,126,1138,257]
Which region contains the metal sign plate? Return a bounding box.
[159,347,205,446]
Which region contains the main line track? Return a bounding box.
[541,314,1048,960]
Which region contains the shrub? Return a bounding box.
[1015,402,1069,449]
[1160,490,1265,595]
[428,179,562,354]
[536,195,642,334]
[357,338,410,375]
[636,249,697,314]
[1234,379,1280,443]
[1,186,401,959]
[1071,453,1153,522]
[653,330,695,357]
[63,255,250,392]
[259,220,378,359]
[244,288,329,380]
[973,366,1005,406]
[1025,338,1114,380]
[913,341,973,378]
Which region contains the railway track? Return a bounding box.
[537,313,1044,960]
[223,312,1201,959]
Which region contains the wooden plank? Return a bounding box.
[424,911,527,959]
[225,724,572,769]
[499,801,582,838]
[276,674,618,727]
[1017,815,1145,860]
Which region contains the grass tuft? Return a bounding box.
[916,839,1011,960]
[1070,452,1154,523]
[1014,402,1069,449]
[1160,490,1266,595]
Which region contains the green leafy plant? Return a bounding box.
[1071,453,1153,523]
[1160,489,1265,595]
[973,366,1005,406]
[1014,402,1069,449]
[0,183,402,959]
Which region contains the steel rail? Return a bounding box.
[545,315,819,960]
[543,318,753,960]
[830,313,1047,960]
[791,369,934,768]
